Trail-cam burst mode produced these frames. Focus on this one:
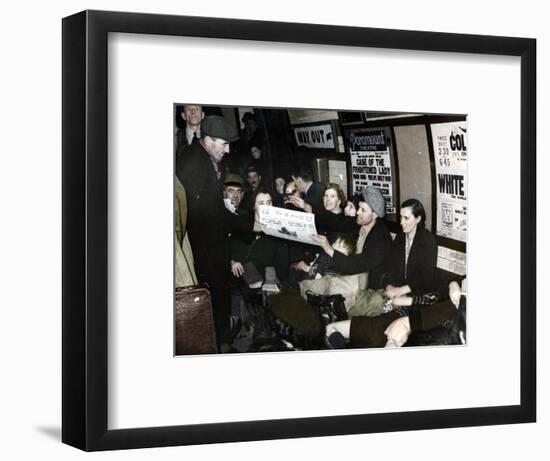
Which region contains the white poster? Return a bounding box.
[437,246,467,275]
[328,159,348,193]
[349,129,394,213]
[431,122,468,242]
[294,123,335,149]
[258,205,320,245]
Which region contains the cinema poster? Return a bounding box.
[349,129,395,214]
[431,122,468,242]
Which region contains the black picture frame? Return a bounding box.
[62,10,536,451]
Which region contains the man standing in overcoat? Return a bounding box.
[176,115,250,350]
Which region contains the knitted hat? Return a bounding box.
[360,186,386,218]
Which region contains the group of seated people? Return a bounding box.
[173,110,466,352]
[220,165,467,351]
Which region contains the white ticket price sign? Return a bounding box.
[258,205,320,246]
[431,121,468,242]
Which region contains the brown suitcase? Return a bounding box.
[175,286,218,355]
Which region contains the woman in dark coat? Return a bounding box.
[288,183,355,272]
[381,198,437,298]
[230,188,289,285]
[324,198,442,348]
[287,183,353,243]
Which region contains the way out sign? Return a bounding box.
[294,123,335,149]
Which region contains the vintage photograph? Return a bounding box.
[174,105,467,355]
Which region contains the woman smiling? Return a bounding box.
[382,198,437,298]
[322,183,346,214]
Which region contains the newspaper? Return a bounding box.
[258,205,320,246]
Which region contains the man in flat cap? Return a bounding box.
[312,186,391,289]
[177,115,252,351]
[222,172,245,214]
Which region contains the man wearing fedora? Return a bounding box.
[177,115,251,351]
